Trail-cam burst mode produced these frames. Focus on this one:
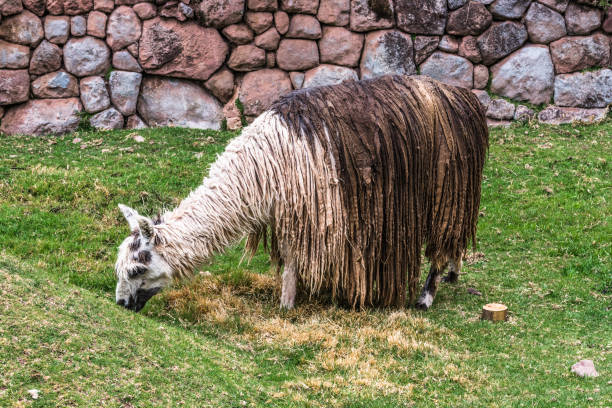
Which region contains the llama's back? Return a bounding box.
[261,75,488,308]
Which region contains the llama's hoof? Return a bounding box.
[415,293,433,310]
[279,301,294,310]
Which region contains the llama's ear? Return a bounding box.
[119,204,140,231]
[137,217,155,241]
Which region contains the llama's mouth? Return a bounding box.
[117,287,161,312]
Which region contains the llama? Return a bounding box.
[114,75,489,312]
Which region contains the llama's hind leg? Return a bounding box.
[280,262,297,310]
[442,255,463,284]
[415,262,446,310]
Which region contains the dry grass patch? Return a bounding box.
[151,271,487,402]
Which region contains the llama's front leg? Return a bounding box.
[280,263,297,310]
[442,257,462,284]
[415,264,444,310]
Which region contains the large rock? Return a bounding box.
[514,105,535,121]
[254,27,280,50]
[350,0,394,32]
[158,2,193,22]
[486,98,515,120]
[448,0,467,9]
[112,50,142,72]
[274,10,289,34]
[537,0,568,13]
[31,70,79,98]
[395,0,446,35]
[473,64,488,89]
[126,114,147,129]
[87,10,107,38]
[133,2,156,20]
[266,52,276,67]
[458,35,481,63]
[289,71,304,88]
[565,3,601,35]
[513,105,535,122]
[303,64,357,88]
[139,18,228,81]
[70,15,86,36]
[489,0,531,19]
[63,0,93,15]
[276,38,318,70]
[0,0,23,16]
[604,8,612,33]
[538,106,608,124]
[438,35,459,53]
[22,0,45,16]
[245,11,273,33]
[286,14,321,39]
[446,2,492,36]
[222,24,254,44]
[109,70,141,115]
[115,0,140,5]
[29,40,62,75]
[550,34,610,74]
[0,69,29,105]
[227,44,266,71]
[319,26,363,67]
[197,0,244,28]
[238,68,292,116]
[524,2,565,44]
[106,6,142,51]
[94,0,114,12]
[490,45,553,105]
[44,15,70,44]
[0,39,29,68]
[248,0,277,11]
[317,0,349,26]
[360,29,415,79]
[46,0,64,14]
[281,0,319,14]
[420,51,473,89]
[414,35,440,64]
[90,107,124,130]
[204,67,234,103]
[138,76,224,129]
[554,69,612,108]
[477,21,527,65]
[63,36,110,77]
[0,98,82,135]
[79,75,110,113]
[0,10,43,45]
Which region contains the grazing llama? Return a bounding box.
[114,75,488,312]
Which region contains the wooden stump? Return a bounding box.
[481,303,507,321]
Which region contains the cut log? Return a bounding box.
[481,303,507,321]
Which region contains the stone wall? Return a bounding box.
[0,0,611,135]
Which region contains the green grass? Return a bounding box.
[0,122,610,407]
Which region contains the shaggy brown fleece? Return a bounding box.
[257,75,489,309]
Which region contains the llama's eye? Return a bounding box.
[137,251,152,264]
[128,266,147,279]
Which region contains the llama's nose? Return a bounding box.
[116,298,127,307]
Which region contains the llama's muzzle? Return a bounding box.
[117,287,161,312]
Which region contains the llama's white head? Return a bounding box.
[115,204,172,312]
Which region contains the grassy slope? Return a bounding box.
[0,122,610,407]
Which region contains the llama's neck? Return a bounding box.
[153,114,283,279]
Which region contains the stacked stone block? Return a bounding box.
[0,0,611,135]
